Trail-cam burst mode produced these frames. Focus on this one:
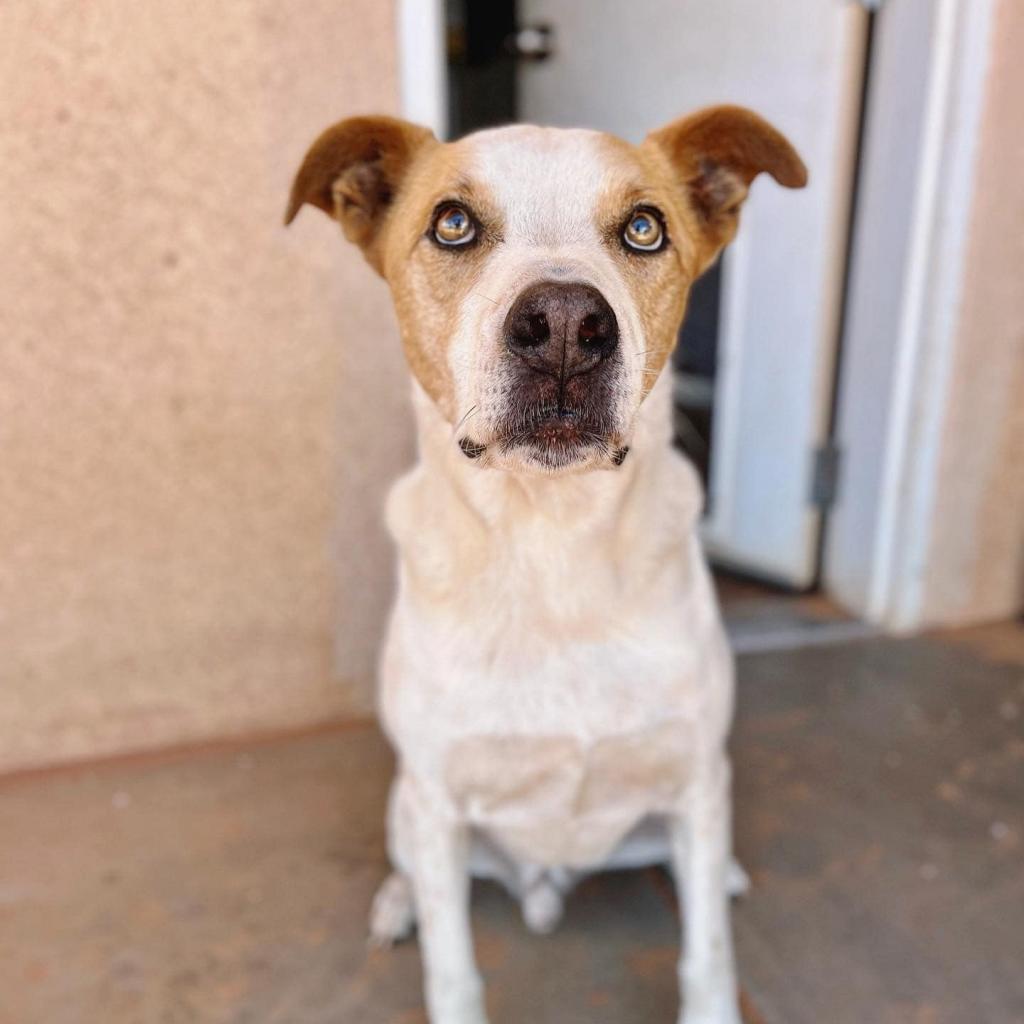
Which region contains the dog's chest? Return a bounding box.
[443,716,694,867]
[381,452,727,867]
[384,559,712,867]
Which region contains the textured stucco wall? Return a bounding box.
[920,0,1024,626]
[0,1,410,772]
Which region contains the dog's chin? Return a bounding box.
[460,410,629,475]
[518,436,607,472]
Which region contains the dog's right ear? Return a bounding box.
[285,116,435,271]
[646,106,807,273]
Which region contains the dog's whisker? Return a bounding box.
[453,404,480,435]
[628,347,670,363]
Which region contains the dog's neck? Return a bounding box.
[390,371,706,615]
[408,371,684,532]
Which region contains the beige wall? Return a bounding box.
[920,0,1024,626]
[0,1,411,773]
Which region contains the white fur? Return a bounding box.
[371,127,742,1024]
[445,130,649,469]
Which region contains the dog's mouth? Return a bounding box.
[461,405,628,470]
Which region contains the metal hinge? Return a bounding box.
[811,441,842,509]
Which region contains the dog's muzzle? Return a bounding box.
[457,279,625,469]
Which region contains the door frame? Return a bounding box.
[822,0,998,630]
[397,0,448,138]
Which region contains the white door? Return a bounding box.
[518,0,867,587]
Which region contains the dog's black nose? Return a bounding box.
[504,281,618,377]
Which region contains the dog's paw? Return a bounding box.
[726,857,751,899]
[521,878,564,935]
[679,1000,744,1024]
[679,1012,743,1024]
[428,977,490,1024]
[368,871,416,948]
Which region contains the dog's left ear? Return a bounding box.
[646,105,807,271]
[285,115,435,272]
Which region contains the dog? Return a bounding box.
[286,106,805,1024]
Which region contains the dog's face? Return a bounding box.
[287,109,805,473]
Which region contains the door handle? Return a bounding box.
[509,23,555,61]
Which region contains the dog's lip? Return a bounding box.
[528,414,589,444]
[514,409,606,447]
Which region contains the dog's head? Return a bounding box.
[286,109,806,473]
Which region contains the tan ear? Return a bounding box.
[646,105,807,269]
[285,115,435,270]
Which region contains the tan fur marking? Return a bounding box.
[285,116,436,271]
[588,134,697,388]
[378,140,508,418]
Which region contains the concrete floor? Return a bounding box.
[1,623,1022,1024]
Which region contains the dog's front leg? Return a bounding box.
[409,794,488,1024]
[672,754,742,1024]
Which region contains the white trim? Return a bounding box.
[825,0,997,630]
[396,0,448,138]
[867,0,960,622]
[884,0,996,628]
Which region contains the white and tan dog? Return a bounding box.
[287,107,805,1024]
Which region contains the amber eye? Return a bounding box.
[433,204,476,246]
[623,209,665,252]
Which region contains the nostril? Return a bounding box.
[526,312,549,345]
[510,311,550,351]
[577,313,605,344]
[504,282,618,366]
[577,312,616,357]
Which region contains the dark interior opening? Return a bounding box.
[446,0,518,137]
[672,261,722,494]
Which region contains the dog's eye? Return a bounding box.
[433,204,476,246]
[623,210,665,252]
